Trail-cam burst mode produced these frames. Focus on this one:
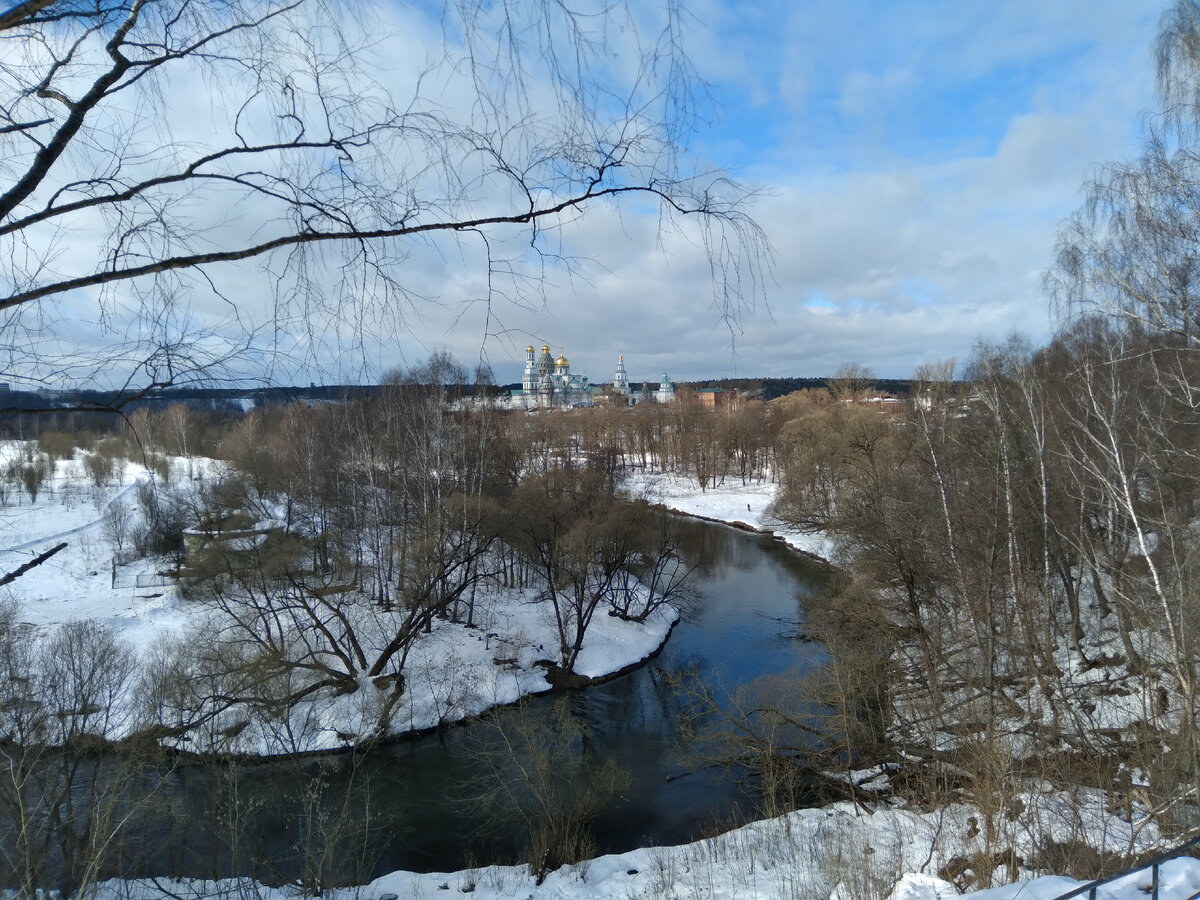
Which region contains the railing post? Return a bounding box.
[1052,831,1200,900]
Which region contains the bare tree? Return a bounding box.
[828,362,876,402]
[0,602,164,900]
[101,498,133,554]
[505,461,684,674]
[18,454,49,503]
[2,0,764,400]
[1044,0,1200,829]
[169,365,512,744]
[467,696,628,882]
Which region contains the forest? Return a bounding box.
[3,313,1199,893]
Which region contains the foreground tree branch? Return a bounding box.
[0,182,741,312]
[0,541,66,586]
[1,0,766,390]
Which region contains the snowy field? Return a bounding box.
[0,445,677,753]
[625,470,837,562]
[0,450,192,647]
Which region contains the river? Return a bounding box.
[114,515,833,884]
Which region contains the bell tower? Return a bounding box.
[613,354,629,395]
[522,343,537,393]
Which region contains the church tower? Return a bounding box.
[510,342,596,409]
[522,343,537,394]
[613,355,629,395]
[536,344,554,379]
[654,372,675,403]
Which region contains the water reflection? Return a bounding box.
[145,517,833,882]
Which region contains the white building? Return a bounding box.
[507,347,675,409]
[652,372,675,404]
[613,355,630,396]
[610,357,674,405]
[510,344,592,408]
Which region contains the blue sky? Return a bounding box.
[419,0,1162,385]
[701,1,1150,170]
[6,0,1167,389]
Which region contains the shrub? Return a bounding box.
[37,430,78,461]
[19,455,51,503]
[146,452,171,484]
[83,450,115,486]
[132,483,186,556]
[102,502,134,554]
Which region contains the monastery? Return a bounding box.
[507,344,675,409]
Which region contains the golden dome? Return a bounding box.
[541,344,551,354]
[526,343,534,353]
[555,354,569,367]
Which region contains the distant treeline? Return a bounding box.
[0,385,380,436]
[0,376,913,434]
[680,377,912,401]
[0,384,377,413]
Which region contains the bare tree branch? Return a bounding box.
[1,0,765,388]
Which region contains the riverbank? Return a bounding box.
[113,508,828,884]
[0,445,679,755]
[8,458,1168,897]
[624,470,837,562]
[87,787,1170,900]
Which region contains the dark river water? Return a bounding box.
[137,516,833,883]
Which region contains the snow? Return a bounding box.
[84,796,1190,900]
[0,444,678,755]
[965,858,1200,900]
[625,469,836,561]
[0,457,188,648]
[345,589,678,741]
[5,450,1181,899]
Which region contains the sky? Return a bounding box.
[2,0,1169,389]
[394,0,1163,385]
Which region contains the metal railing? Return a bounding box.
[1052,833,1200,900]
[110,558,173,589]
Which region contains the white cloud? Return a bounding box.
[839,67,918,121]
[363,0,1164,384]
[2,0,1171,387]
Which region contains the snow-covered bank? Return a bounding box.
[962,861,1200,900]
[171,588,681,754]
[283,591,679,749]
[86,791,1173,900]
[0,446,679,755]
[9,455,1170,898]
[625,470,836,562]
